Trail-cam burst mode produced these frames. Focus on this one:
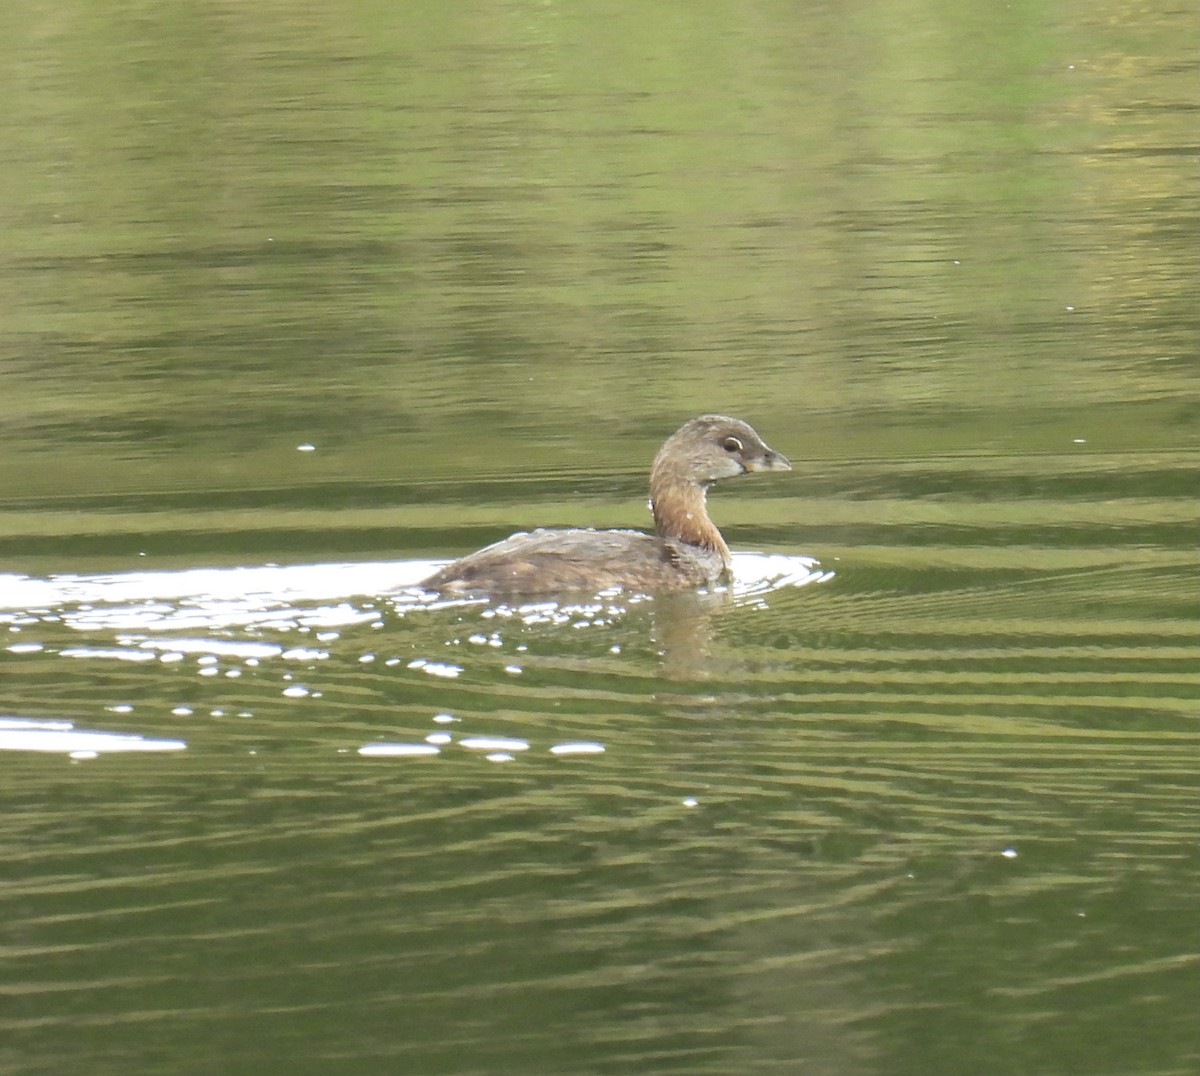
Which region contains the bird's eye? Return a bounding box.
[722,436,743,453]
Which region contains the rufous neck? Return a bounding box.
[650,479,731,565]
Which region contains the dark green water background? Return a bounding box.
[2,2,1199,1073]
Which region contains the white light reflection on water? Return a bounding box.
[135,638,297,659]
[358,736,604,760]
[0,554,829,686]
[0,553,826,634]
[58,646,159,663]
[0,561,442,634]
[549,742,605,756]
[459,736,531,752]
[729,552,834,603]
[0,717,186,758]
[406,658,464,679]
[361,707,604,762]
[357,743,441,758]
[450,553,830,632]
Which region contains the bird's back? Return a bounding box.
[422,527,727,598]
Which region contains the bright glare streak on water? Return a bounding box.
[0,562,440,633]
[0,717,186,756]
[0,554,828,636]
[459,736,531,752]
[549,742,606,756]
[357,743,441,758]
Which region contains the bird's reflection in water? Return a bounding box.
[650,588,729,680]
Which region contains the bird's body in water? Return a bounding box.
[421,414,791,598]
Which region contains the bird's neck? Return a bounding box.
[650,478,731,566]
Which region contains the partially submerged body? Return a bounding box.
[424,526,729,596]
[421,414,790,598]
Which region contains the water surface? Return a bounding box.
[2,1,1199,1073]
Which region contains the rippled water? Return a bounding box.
[3,1,1200,1073]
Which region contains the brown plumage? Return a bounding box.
[421,414,791,598]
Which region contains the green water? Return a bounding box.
[2,2,1199,1074]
